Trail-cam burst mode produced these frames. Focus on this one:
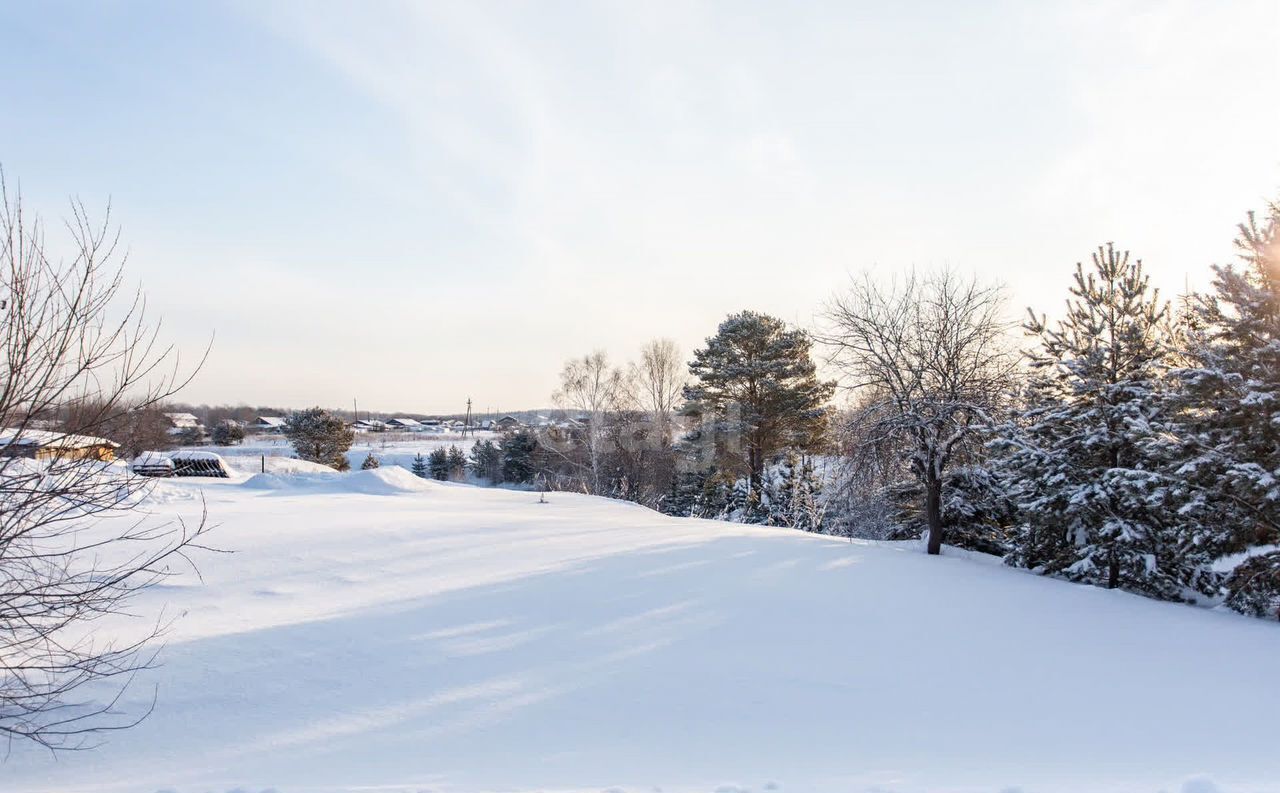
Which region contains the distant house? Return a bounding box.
[478,419,497,431]
[352,419,387,432]
[252,416,287,433]
[496,415,521,431]
[0,429,120,462]
[385,417,423,430]
[164,412,202,433]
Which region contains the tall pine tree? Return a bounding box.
[684,311,833,496]
[1163,201,1280,617]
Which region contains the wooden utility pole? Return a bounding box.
[464,398,473,437]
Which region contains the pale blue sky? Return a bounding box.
[3,1,1278,412]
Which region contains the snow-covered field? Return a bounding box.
[7,466,1280,793]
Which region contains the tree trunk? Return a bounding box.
[748,443,763,495]
[925,474,943,555]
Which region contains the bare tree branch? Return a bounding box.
[0,170,212,750]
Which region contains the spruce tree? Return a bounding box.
[501,429,539,484]
[768,450,826,532]
[1163,201,1280,617]
[994,244,1188,599]
[360,452,380,470]
[428,448,450,481]
[663,468,709,517]
[698,470,735,518]
[446,445,467,481]
[411,452,429,478]
[468,439,503,483]
[211,421,245,446]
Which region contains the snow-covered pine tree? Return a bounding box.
[428,447,450,481]
[501,429,539,484]
[1162,201,1280,617]
[446,445,467,481]
[994,243,1190,600]
[768,450,826,532]
[360,452,380,470]
[411,452,429,478]
[697,470,734,518]
[661,469,704,517]
[468,439,503,483]
[723,474,768,523]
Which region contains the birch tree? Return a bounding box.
[554,350,624,493]
[627,338,686,446]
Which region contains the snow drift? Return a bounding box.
[241,465,431,495]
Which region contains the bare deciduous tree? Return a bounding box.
[626,338,687,446]
[0,174,211,749]
[821,270,1013,555]
[553,350,624,493]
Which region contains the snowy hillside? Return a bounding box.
[7,467,1279,793]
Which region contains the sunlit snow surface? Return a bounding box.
[7,466,1279,793]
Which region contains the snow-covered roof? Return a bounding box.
[0,428,120,450]
[169,450,228,461]
[254,416,287,427]
[385,417,422,427]
[131,451,175,470]
[165,412,201,427]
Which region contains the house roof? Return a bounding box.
[165,412,201,427]
[386,417,422,426]
[0,428,120,450]
[255,416,287,427]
